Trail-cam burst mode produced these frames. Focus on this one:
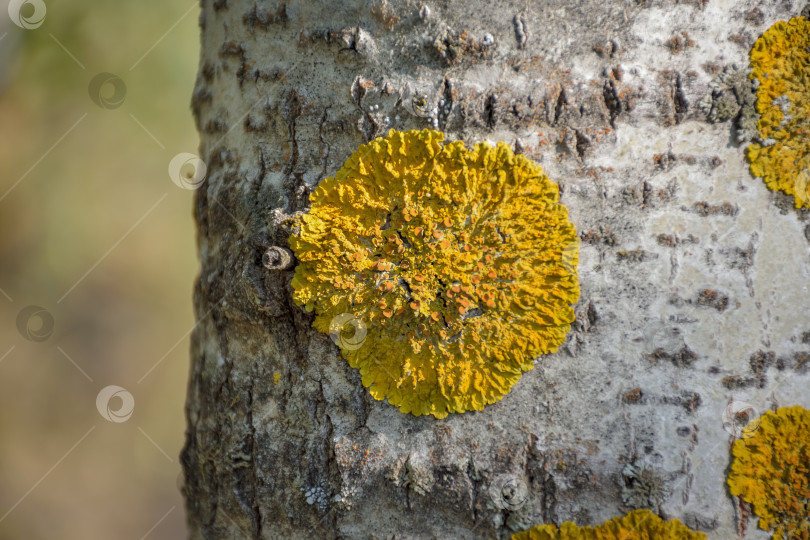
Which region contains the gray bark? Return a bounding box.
[181,0,808,538]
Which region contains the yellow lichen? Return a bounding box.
[289,129,579,418]
[747,17,810,208]
[727,405,810,540]
[512,509,706,540]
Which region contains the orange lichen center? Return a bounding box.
[349,205,520,354]
[747,17,810,208]
[290,129,579,418]
[727,405,810,539]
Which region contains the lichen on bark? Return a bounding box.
[182,0,810,538]
[289,129,579,418]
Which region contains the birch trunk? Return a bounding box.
[182,0,807,538]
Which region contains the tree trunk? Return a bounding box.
[182,0,807,538]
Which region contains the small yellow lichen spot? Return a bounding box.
[273,373,281,384]
[512,509,707,539]
[727,405,810,539]
[289,129,579,418]
[747,17,810,208]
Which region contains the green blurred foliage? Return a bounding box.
[0,0,200,538]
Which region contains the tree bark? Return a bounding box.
[182,0,808,538]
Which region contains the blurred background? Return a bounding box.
[0,0,200,538]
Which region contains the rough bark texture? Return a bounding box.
[182,0,809,538]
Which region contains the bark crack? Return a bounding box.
[282,90,305,212]
[317,107,331,185]
[350,76,378,141]
[247,383,264,538]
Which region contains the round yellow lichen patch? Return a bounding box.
[512,509,706,539]
[289,129,579,418]
[747,17,810,208]
[727,405,810,539]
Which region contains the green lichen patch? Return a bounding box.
[696,64,758,141]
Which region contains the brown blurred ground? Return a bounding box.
[0,1,199,538]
